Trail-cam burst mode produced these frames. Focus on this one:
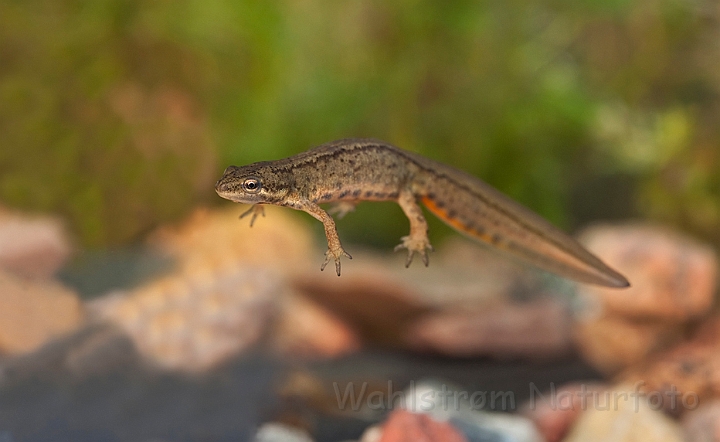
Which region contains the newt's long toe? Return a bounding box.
[320,248,352,276]
[394,235,433,267]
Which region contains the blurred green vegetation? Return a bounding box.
[1,0,719,248]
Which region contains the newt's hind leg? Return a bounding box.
[394,190,433,267]
[328,201,357,219]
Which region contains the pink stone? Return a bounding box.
[379,410,468,442]
[404,299,572,359]
[0,208,71,278]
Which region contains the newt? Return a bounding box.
[215,138,629,288]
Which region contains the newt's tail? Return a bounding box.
[419,178,629,288]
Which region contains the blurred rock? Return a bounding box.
[521,382,605,442]
[292,236,531,327]
[92,266,280,371]
[359,425,383,442]
[682,399,720,442]
[404,299,572,359]
[0,270,84,355]
[270,293,362,359]
[293,269,434,348]
[0,208,71,278]
[253,423,315,442]
[563,382,684,442]
[449,416,542,442]
[392,238,535,306]
[276,370,334,416]
[401,380,544,442]
[62,324,139,378]
[0,323,139,384]
[291,237,558,352]
[0,325,278,440]
[148,208,539,359]
[320,238,531,306]
[378,409,468,442]
[573,224,717,376]
[148,206,314,275]
[621,315,720,413]
[579,224,717,321]
[573,309,683,375]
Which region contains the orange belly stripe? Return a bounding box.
[421,196,501,246]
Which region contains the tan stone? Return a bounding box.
[579,224,717,321]
[148,206,315,276]
[0,208,72,278]
[573,310,683,375]
[92,265,280,371]
[563,382,684,442]
[270,293,361,358]
[0,270,84,354]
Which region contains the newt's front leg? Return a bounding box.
[239,204,265,227]
[298,201,352,276]
[394,190,433,267]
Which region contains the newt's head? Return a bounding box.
[215,162,290,204]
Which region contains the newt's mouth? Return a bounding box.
[215,185,247,203]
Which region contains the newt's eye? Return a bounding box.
[242,177,262,193]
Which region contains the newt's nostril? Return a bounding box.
[215,179,228,193]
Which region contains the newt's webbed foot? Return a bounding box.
[394,235,434,267]
[327,202,357,219]
[239,204,265,227]
[320,246,353,276]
